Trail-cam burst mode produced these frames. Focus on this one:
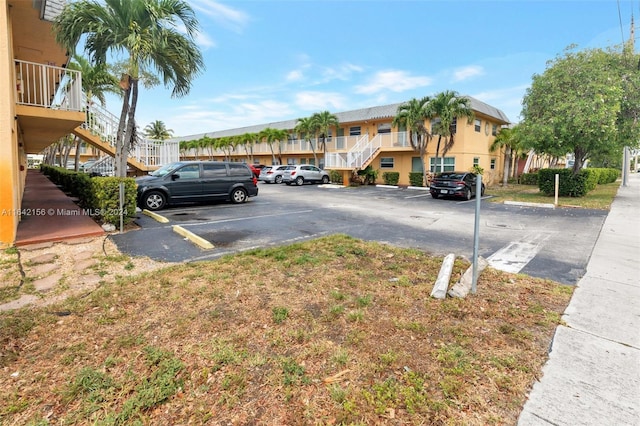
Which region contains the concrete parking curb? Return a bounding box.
[172,225,214,249]
[142,209,170,223]
[504,200,555,209]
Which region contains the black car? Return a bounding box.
[429,172,485,200]
[136,161,258,211]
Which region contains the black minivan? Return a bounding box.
[136,161,259,211]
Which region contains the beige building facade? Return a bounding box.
[174,99,511,186]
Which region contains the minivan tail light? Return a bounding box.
[252,177,257,185]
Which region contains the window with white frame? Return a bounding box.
[492,124,497,136]
[380,157,394,168]
[349,126,361,136]
[490,158,496,170]
[473,157,479,167]
[431,118,441,134]
[474,119,481,132]
[430,157,455,173]
[451,117,457,134]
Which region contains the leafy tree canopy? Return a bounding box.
[521,44,639,173]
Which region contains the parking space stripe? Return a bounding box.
[487,233,549,273]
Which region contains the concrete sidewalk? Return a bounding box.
[518,173,640,426]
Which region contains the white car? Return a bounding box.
[258,165,289,184]
[282,165,330,186]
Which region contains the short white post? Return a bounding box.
[554,173,559,207]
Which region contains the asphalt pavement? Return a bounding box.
[518,172,640,426]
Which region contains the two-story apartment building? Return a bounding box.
[173,98,510,187]
[1,0,86,248]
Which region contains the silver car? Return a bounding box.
[282,165,330,186]
[258,164,289,184]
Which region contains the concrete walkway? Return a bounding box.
[518,173,640,426]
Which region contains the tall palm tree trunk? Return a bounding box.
[115,76,132,178]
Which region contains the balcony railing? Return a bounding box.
[15,59,83,111]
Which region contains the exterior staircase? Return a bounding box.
[75,98,179,175]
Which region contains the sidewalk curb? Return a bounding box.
[172,225,214,249]
[142,209,170,223]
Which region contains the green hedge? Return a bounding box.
[328,169,342,184]
[519,173,538,185]
[382,172,400,186]
[40,165,136,225]
[408,172,424,187]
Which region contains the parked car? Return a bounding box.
[248,164,261,178]
[282,165,330,186]
[136,161,258,211]
[259,164,289,184]
[79,160,97,172]
[429,172,485,200]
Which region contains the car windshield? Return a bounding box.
[149,162,182,177]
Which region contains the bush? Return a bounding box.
[91,177,137,225]
[408,172,424,187]
[40,164,137,225]
[588,168,619,184]
[328,170,342,184]
[538,168,590,197]
[382,172,400,186]
[519,173,538,185]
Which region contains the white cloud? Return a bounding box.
[320,63,364,82]
[452,65,484,82]
[354,70,432,95]
[294,91,348,111]
[472,85,529,123]
[195,31,217,49]
[286,70,304,82]
[165,99,296,136]
[189,0,250,33]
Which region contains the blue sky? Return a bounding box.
[122,0,639,138]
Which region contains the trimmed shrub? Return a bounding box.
[538,168,591,197]
[90,177,137,225]
[382,172,400,186]
[328,169,342,184]
[408,172,424,187]
[519,173,538,185]
[40,164,136,225]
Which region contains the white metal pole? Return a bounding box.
[472,175,482,294]
[554,174,559,206]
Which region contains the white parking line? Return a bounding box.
[178,210,314,227]
[487,233,549,273]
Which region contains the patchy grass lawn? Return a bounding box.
[0,235,573,425]
[486,181,620,210]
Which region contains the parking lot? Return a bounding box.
[111,182,608,284]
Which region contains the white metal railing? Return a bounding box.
[82,96,178,170]
[15,59,83,111]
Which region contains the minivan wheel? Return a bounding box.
[230,188,248,204]
[143,191,166,211]
[321,175,330,184]
[275,175,283,184]
[295,176,304,186]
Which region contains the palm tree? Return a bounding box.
[310,111,339,165]
[428,90,474,174]
[490,126,520,186]
[392,96,432,186]
[54,0,204,177]
[294,117,319,166]
[143,120,174,141]
[179,140,190,159]
[259,128,288,164]
[66,54,119,170]
[239,132,258,163]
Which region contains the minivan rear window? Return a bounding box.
[203,163,226,177]
[228,163,251,176]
